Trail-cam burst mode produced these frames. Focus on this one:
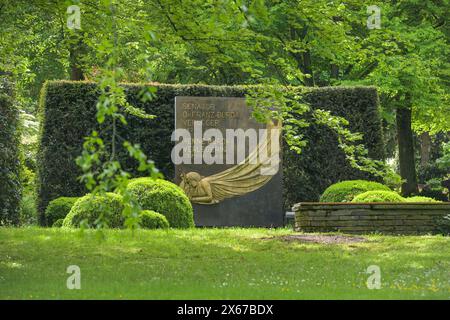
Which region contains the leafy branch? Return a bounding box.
[76,1,161,234]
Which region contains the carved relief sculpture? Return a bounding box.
[179,120,281,204]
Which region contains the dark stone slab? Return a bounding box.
[174,96,283,227]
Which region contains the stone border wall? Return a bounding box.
[293,202,450,235]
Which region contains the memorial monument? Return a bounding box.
[173,96,283,227]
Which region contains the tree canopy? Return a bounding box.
[1,0,448,198]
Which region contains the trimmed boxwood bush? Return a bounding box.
[52,218,64,227]
[62,193,124,228]
[36,81,384,222]
[140,210,170,229]
[126,178,194,228]
[352,190,405,203]
[45,197,78,226]
[405,196,441,203]
[320,180,391,202]
[0,77,21,225]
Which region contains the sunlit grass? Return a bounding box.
[0,227,449,299]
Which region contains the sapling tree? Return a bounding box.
[75,1,161,233]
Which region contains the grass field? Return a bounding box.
[0,227,449,299]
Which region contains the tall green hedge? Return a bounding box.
[0,77,21,225]
[36,81,384,224]
[283,87,385,207]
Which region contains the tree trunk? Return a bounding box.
[419,131,431,167]
[68,34,85,81]
[331,64,339,79]
[289,27,314,87]
[302,50,314,86]
[396,107,418,196]
[69,47,84,80]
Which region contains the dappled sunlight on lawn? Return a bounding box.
[0,227,449,299]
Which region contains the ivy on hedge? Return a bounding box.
[284,87,384,206]
[36,81,384,224]
[0,77,21,225]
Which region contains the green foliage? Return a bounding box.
[419,187,448,202]
[436,142,450,171]
[139,210,170,229]
[19,110,39,225]
[126,178,194,229]
[427,178,444,190]
[405,196,441,203]
[320,180,391,203]
[248,84,388,193]
[72,2,162,234]
[3,1,447,222]
[417,140,450,192]
[20,193,36,225]
[1,1,447,234]
[352,190,405,203]
[417,160,448,202]
[62,193,124,229]
[52,219,63,228]
[19,165,36,225]
[417,165,447,186]
[0,77,21,225]
[382,169,403,192]
[44,197,78,227]
[283,86,385,206]
[37,82,384,214]
[337,2,449,135]
[436,215,450,236]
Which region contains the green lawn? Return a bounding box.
[0,227,449,299]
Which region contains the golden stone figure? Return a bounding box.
[179,121,281,204]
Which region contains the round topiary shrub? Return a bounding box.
[52,218,64,228]
[140,210,170,229]
[320,180,391,202]
[45,197,78,226]
[405,196,441,203]
[126,178,194,228]
[62,193,124,228]
[352,190,405,203]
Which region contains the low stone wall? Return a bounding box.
[293,202,450,235]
